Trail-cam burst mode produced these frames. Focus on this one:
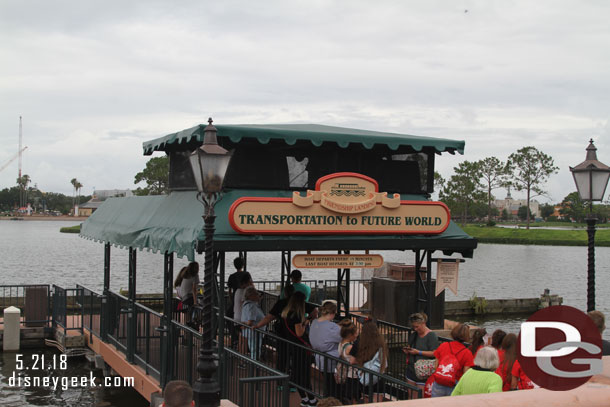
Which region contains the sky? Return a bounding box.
[1,0,609,203]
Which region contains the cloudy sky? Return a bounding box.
[1,0,609,203]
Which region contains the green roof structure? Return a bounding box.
[80,190,477,261]
[143,124,465,155]
[81,123,475,260]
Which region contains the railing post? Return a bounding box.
[218,251,226,398]
[127,247,137,363]
[161,251,174,387]
[101,243,111,341]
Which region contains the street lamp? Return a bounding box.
[569,139,610,312]
[189,118,232,407]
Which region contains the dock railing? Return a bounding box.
[52,285,83,334]
[106,290,131,353]
[77,284,102,338]
[253,279,372,312]
[0,284,52,327]
[223,316,421,403]
[223,348,290,407]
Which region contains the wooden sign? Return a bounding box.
[229,172,451,235]
[292,254,384,269]
[435,260,459,296]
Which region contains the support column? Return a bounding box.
[101,243,111,341]
[161,251,174,387]
[193,213,220,407]
[586,217,597,312]
[425,250,433,322]
[127,247,137,363]
[218,251,226,398]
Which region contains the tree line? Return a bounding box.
[437,146,609,227]
[1,174,89,215]
[0,186,91,215]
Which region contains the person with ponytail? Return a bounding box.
[280,291,318,406]
[495,333,517,391]
[174,262,200,324]
[469,328,487,358]
[174,262,200,306]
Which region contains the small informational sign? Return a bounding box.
[435,260,459,296]
[292,254,384,269]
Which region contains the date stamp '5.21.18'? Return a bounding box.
[8,353,135,391]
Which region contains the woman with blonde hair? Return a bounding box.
[402,312,439,383]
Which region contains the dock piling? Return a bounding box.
[3,306,21,351]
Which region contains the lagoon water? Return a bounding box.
[1,220,610,336]
[1,219,609,406]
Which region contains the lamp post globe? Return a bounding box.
[569,139,610,312]
[188,117,232,407]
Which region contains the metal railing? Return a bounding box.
[223,316,421,403]
[134,302,164,380]
[223,348,290,407]
[52,285,83,333]
[169,320,203,384]
[0,284,52,327]
[106,290,130,352]
[77,284,103,338]
[253,279,372,312]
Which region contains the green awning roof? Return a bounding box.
[80,190,477,260]
[80,193,204,260]
[143,124,465,156]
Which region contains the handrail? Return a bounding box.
[224,315,421,401]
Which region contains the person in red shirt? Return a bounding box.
[495,333,518,391]
[430,323,475,397]
[510,360,534,390]
[469,328,487,358]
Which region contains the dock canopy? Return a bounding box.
[80,190,477,261]
[143,124,465,156]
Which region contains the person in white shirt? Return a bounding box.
[174,262,199,324]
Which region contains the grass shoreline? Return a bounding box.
[59,225,81,233]
[463,225,610,247]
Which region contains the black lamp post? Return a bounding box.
[189,118,232,407]
[569,139,610,312]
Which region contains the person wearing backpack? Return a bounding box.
[430,323,474,397]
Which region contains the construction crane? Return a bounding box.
[0,146,28,173]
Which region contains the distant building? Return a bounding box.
[78,189,133,217]
[78,198,104,217]
[94,189,133,199]
[493,187,540,218]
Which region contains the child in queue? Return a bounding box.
[336,319,359,403]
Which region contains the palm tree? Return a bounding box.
[75,181,83,205]
[17,174,31,208]
[70,178,78,209]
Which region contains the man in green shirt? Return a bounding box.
[281,269,311,301]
